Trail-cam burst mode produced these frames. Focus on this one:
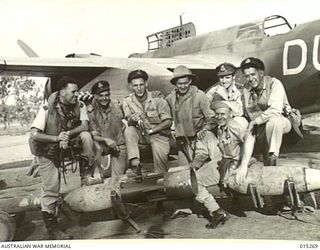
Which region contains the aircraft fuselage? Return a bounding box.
[134,17,320,114]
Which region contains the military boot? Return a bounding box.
[42,212,73,240]
[126,158,142,178]
[206,208,230,229]
[79,156,95,186]
[267,153,278,166]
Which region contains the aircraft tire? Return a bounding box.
[0,210,16,242]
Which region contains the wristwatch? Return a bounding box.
[148,129,153,135]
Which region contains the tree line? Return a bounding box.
[0,75,43,129]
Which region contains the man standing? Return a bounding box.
[166,65,229,228]
[240,57,299,166]
[88,80,127,177]
[122,69,172,174]
[29,76,94,240]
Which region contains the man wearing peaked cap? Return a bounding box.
[240,57,302,166]
[91,80,110,94]
[127,69,149,83]
[88,80,127,178]
[122,69,172,175]
[167,66,230,228]
[206,62,245,121]
[240,57,265,71]
[217,63,236,76]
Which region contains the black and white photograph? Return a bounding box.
[0,0,320,248]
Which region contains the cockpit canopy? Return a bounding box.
[236,15,292,40]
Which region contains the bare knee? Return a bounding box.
[79,131,92,142]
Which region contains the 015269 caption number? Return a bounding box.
[300,244,318,248]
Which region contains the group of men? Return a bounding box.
[30,57,302,239]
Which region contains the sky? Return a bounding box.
[0,0,320,58]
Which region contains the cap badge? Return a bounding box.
[220,65,226,72]
[245,58,251,63]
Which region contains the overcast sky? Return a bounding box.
[0,0,319,58]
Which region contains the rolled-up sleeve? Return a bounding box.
[88,114,100,136]
[230,88,244,117]
[157,98,172,121]
[199,92,215,118]
[79,102,89,121]
[122,98,132,119]
[206,86,217,103]
[254,79,285,125]
[31,106,47,131]
[199,92,216,129]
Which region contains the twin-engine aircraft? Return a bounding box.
[1,14,320,241]
[1,15,320,115]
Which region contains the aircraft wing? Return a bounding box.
[0,56,173,89]
[132,54,244,71]
[0,54,242,94]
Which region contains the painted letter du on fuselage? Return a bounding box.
[280,19,320,113]
[283,27,320,76]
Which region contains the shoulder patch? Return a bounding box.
[42,105,48,111]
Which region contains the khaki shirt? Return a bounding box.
[166,85,215,137]
[217,119,246,161]
[122,90,172,131]
[243,76,291,125]
[32,101,88,132]
[88,99,125,146]
[206,82,243,117]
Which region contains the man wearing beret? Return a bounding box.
[206,63,244,118]
[166,65,228,228]
[240,57,300,166]
[88,80,127,177]
[122,69,172,174]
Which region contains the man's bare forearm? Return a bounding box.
[150,119,172,134]
[93,134,106,143]
[69,121,89,137]
[30,128,58,143]
[240,133,255,167]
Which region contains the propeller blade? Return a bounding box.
[17,39,39,58]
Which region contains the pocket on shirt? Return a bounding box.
[192,107,202,118]
[146,110,161,124]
